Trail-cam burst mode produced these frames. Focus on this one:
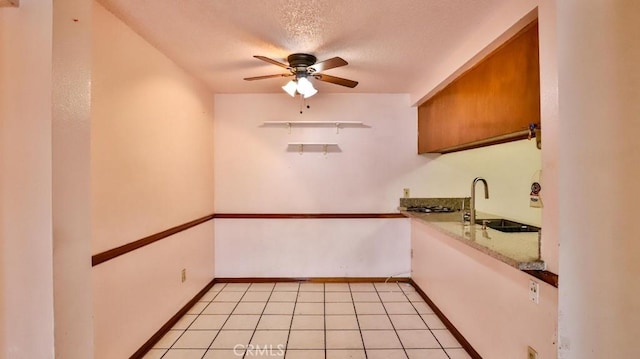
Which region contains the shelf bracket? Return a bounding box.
[298,144,304,155]
[286,122,292,134]
[335,122,341,134]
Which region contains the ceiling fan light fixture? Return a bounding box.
[282,80,297,97]
[296,77,317,98]
[302,86,318,98]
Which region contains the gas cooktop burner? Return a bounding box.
[406,206,455,213]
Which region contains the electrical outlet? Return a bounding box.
[181,268,187,283]
[527,346,538,359]
[403,188,410,198]
[529,280,539,304]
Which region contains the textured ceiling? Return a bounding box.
[98,0,507,95]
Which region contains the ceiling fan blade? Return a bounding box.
[253,55,290,69]
[309,57,348,72]
[244,73,293,81]
[314,73,358,88]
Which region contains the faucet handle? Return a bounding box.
[482,220,489,230]
[462,211,471,224]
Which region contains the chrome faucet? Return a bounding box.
[470,177,489,224]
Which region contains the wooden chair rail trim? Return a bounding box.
[213,213,406,219]
[91,214,215,266]
[92,213,406,266]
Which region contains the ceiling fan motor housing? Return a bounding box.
[287,53,317,75]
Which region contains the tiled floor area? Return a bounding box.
[144,282,471,359]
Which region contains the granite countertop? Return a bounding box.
[401,209,544,271]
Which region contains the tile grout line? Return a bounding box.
[206,283,252,358]
[374,282,410,357]
[283,282,301,358]
[400,285,452,359]
[348,283,368,359]
[323,284,327,359]
[160,282,227,359]
[242,283,277,359]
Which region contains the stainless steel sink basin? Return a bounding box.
[475,218,540,233]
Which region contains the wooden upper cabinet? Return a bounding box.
[418,21,540,153]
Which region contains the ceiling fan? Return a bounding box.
[244,53,358,98]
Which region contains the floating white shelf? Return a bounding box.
[263,121,364,134]
[287,143,339,155]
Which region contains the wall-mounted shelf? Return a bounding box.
[263,121,364,134]
[287,143,339,155]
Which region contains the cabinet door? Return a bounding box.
[418,21,540,154]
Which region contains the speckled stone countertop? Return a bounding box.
[402,209,544,271]
[399,197,470,210]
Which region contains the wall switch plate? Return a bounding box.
[403,188,410,198]
[181,268,187,283]
[527,346,538,359]
[529,280,539,304]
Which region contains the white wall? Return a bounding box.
[91,3,215,358]
[214,94,414,277]
[214,93,419,213]
[0,2,55,358]
[557,1,640,358]
[215,218,410,278]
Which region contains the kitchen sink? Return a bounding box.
[475,218,540,233]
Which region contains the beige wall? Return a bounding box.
[91,3,215,358]
[412,220,558,358]
[557,1,640,358]
[92,2,215,254]
[52,0,94,357]
[0,1,55,358]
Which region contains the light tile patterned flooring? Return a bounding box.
[144,282,472,359]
